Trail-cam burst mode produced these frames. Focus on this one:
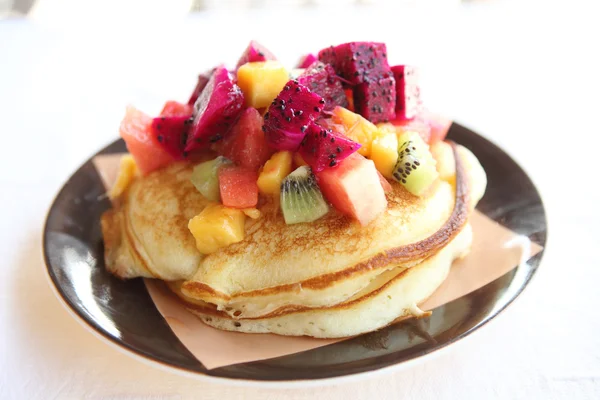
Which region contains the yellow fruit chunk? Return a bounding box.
[371,130,399,179]
[188,204,246,254]
[376,122,397,135]
[109,154,138,200]
[237,61,289,109]
[430,141,456,185]
[242,208,261,219]
[332,106,379,157]
[257,151,293,196]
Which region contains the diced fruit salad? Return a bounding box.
[116,41,452,254]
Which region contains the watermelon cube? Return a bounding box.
[119,106,173,176]
[218,165,259,209]
[215,108,273,170]
[315,153,387,226]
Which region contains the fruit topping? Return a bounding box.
[331,106,379,157]
[188,204,246,254]
[297,62,348,111]
[353,74,396,123]
[318,42,390,85]
[108,155,138,200]
[421,110,452,144]
[298,122,361,172]
[257,151,293,196]
[262,80,324,151]
[293,152,308,168]
[235,40,276,70]
[392,131,438,196]
[429,140,455,185]
[215,107,273,170]
[296,53,318,68]
[315,153,387,226]
[186,66,245,152]
[119,40,454,229]
[344,88,355,111]
[160,101,194,117]
[392,112,452,144]
[188,69,214,105]
[151,115,192,159]
[391,65,421,120]
[392,117,432,143]
[119,106,173,176]
[190,156,232,202]
[218,165,259,208]
[237,61,289,109]
[280,166,329,225]
[370,127,399,179]
[377,170,393,193]
[242,208,261,219]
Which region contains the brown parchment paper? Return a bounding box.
[93,154,543,370]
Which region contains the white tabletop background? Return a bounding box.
[1,0,599,398]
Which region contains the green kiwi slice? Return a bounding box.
[392,132,439,196]
[280,166,329,224]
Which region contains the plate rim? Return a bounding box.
[42,123,547,385]
[44,262,495,388]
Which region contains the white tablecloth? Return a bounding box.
[1,0,599,398]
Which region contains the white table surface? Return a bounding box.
[1,0,599,398]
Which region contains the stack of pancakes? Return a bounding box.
[102,142,486,338]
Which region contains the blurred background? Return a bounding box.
[3,0,466,19]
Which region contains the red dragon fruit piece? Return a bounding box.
[298,122,361,172]
[318,42,390,85]
[151,115,192,159]
[185,66,245,152]
[391,65,421,120]
[263,79,324,151]
[353,74,397,123]
[297,62,349,112]
[297,53,318,68]
[188,69,214,105]
[235,40,277,70]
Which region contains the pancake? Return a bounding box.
[170,223,473,338]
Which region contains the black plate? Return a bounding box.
[43,123,547,382]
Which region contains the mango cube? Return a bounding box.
[257,151,293,196]
[109,154,138,200]
[188,204,246,254]
[371,129,399,179]
[237,61,289,109]
[331,106,379,157]
[242,208,261,219]
[376,122,397,134]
